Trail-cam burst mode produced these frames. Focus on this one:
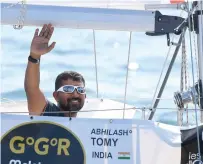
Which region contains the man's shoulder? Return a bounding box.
[46,100,58,109]
[41,99,63,117]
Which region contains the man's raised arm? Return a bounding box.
[24,24,56,115]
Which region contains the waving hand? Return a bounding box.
[30,24,56,57]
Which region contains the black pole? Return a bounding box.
[148,30,185,120]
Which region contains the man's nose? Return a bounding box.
[72,89,79,96]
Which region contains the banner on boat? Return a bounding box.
[0,114,202,164]
[181,126,203,164]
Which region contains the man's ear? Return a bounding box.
[53,91,59,102]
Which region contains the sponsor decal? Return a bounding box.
[1,121,86,164]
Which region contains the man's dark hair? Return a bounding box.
[55,71,85,91]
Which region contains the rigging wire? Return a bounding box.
[151,39,173,107]
[186,0,201,160]
[93,30,99,98]
[123,32,132,119]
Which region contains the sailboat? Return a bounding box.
[1,0,203,163]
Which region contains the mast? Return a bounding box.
[196,1,203,122]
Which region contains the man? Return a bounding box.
[24,24,86,117]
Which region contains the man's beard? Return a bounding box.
[58,98,83,112]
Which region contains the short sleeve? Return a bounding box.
[41,100,63,117]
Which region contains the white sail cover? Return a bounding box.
[2,0,188,10]
[1,0,191,31]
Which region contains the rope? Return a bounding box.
[3,0,27,29]
[93,30,99,98]
[179,28,190,126]
[186,0,201,160]
[183,24,190,125]
[123,32,132,119]
[2,1,22,8]
[180,33,185,93]
[179,30,186,126]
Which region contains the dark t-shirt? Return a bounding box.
[41,100,65,117]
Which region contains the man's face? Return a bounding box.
[54,79,86,112]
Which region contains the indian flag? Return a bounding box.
[118,152,130,160]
